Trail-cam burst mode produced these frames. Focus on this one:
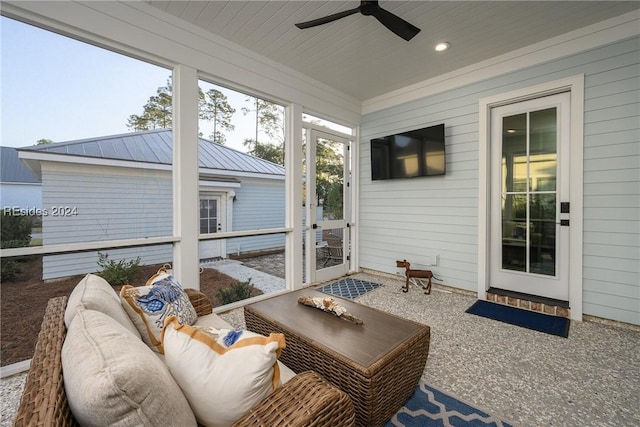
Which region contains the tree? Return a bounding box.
[126,79,173,131]
[314,138,344,219]
[126,114,150,131]
[1,211,32,249]
[127,82,237,146]
[242,96,285,165]
[199,88,235,144]
[242,138,284,165]
[36,138,53,145]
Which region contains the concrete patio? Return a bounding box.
[211,253,640,426]
[2,254,639,426]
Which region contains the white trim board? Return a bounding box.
[0,359,30,378]
[363,10,639,115]
[478,75,585,321]
[18,151,284,182]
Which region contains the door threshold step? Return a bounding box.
[487,287,570,318]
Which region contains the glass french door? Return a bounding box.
[490,93,570,301]
[199,195,224,260]
[305,129,350,283]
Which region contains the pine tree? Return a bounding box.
[199,88,235,144]
[126,79,173,131]
[242,96,285,165]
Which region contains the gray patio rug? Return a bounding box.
[318,278,381,299]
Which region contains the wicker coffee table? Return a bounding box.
[244,289,431,427]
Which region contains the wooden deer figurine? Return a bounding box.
[396,259,433,294]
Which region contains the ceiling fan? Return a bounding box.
[295,1,421,41]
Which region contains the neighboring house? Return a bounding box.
[18,129,285,280]
[0,146,42,211]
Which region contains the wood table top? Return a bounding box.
[244,288,429,368]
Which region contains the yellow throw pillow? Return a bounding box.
[162,317,285,427]
[120,274,197,353]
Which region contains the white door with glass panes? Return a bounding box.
[306,129,351,283]
[490,93,570,301]
[199,195,224,260]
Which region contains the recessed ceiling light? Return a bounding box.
[434,42,450,52]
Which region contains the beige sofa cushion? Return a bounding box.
[162,317,285,427]
[194,312,242,329]
[65,273,140,338]
[62,308,197,427]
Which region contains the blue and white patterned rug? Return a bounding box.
[318,278,381,299]
[387,382,514,427]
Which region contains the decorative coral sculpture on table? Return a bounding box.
[298,295,363,325]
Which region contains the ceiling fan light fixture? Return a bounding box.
[434,42,450,52]
[295,1,421,41]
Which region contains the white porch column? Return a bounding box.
[285,103,304,289]
[172,65,200,289]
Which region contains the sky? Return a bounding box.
[0,16,260,153]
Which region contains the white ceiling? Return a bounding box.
[147,1,640,102]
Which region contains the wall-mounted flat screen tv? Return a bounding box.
[370,123,445,180]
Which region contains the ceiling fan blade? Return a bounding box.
[295,7,361,29]
[372,7,420,41]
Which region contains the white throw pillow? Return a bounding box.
[62,308,197,427]
[162,317,285,427]
[120,273,197,353]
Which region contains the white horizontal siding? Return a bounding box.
[43,246,172,282]
[360,82,482,291]
[39,163,287,279]
[41,164,172,244]
[581,37,640,325]
[41,163,173,279]
[227,178,285,254]
[360,36,640,324]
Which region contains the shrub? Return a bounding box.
[0,260,21,282]
[217,278,254,305]
[96,252,141,286]
[1,212,32,249]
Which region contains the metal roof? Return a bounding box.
[1,146,41,183]
[20,129,284,176]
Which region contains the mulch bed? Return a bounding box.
[1,256,258,367]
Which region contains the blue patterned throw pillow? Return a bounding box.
[120,273,197,353]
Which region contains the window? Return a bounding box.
[200,198,218,234]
